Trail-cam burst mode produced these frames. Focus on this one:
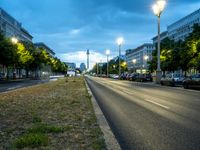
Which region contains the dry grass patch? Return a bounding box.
[0,77,106,149]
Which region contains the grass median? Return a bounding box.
[0,77,106,149]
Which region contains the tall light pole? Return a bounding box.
[116,37,124,76]
[144,55,149,73]
[96,62,99,76]
[86,49,90,70]
[106,49,110,77]
[132,59,137,73]
[99,60,102,76]
[11,37,18,79]
[152,0,166,83]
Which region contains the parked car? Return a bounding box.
[120,73,128,80]
[135,73,153,82]
[182,73,200,89]
[126,73,133,81]
[128,73,139,81]
[0,73,6,80]
[110,74,119,79]
[160,73,184,86]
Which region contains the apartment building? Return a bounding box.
[0,8,33,42]
[126,44,155,73]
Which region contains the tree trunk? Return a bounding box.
[6,66,9,80]
[26,69,29,78]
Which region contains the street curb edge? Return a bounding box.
[85,79,121,150]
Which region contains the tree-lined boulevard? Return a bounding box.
[0,33,67,80]
[1,0,200,149]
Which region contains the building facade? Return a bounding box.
[80,63,86,73]
[64,63,76,71]
[167,8,200,41]
[34,42,55,57]
[152,31,168,45]
[0,8,33,42]
[126,44,155,73]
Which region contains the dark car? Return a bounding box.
[0,73,5,80]
[129,73,139,81]
[135,73,153,82]
[125,73,132,81]
[120,73,128,80]
[160,73,184,86]
[183,73,200,89]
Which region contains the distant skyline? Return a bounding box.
[0,0,200,68]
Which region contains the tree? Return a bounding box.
[50,57,67,74]
[148,37,178,73]
[16,43,34,68]
[179,24,200,75]
[0,34,18,67]
[0,34,18,79]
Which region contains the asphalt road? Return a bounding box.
[0,79,48,93]
[86,76,200,150]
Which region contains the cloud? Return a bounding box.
[57,50,109,69]
[69,29,81,35]
[1,0,200,67]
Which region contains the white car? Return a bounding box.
[161,73,184,86]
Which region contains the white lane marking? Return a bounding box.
[144,99,170,109]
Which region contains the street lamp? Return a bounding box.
[106,49,110,77]
[96,62,99,76]
[100,60,103,76]
[11,37,18,44]
[152,0,166,83]
[10,37,18,80]
[116,37,124,76]
[144,55,149,73]
[132,59,137,72]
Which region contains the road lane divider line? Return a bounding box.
[144,99,170,109]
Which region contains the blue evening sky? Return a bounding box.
[0,0,200,68]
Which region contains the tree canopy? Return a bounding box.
[148,24,200,74]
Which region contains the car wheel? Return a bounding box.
[183,83,189,89]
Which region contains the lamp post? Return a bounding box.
[11,37,18,79]
[144,55,149,73]
[122,62,127,74]
[132,59,137,73]
[152,0,166,83]
[106,49,110,77]
[116,37,124,76]
[100,60,102,76]
[96,62,99,76]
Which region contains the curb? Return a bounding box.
[85,80,121,150]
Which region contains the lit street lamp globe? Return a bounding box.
[144,55,149,61]
[152,0,166,17]
[132,59,137,64]
[11,37,18,44]
[116,37,124,46]
[106,49,110,56]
